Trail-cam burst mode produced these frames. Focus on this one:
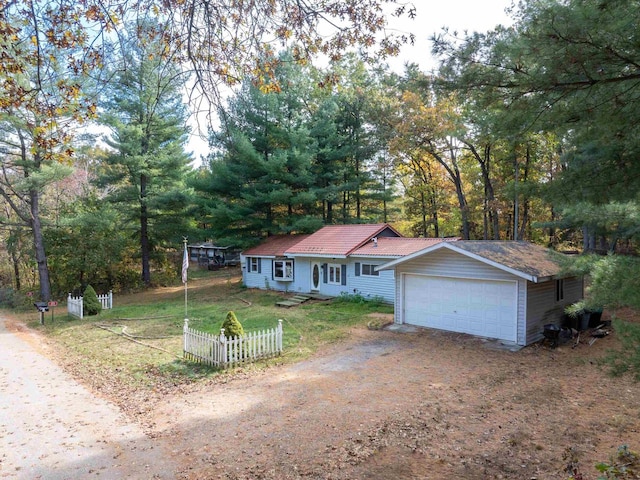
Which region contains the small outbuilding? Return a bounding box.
[378,241,583,346]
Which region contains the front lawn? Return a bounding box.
[15,269,392,393]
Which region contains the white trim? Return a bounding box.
[360,263,380,276]
[521,280,527,346]
[311,262,321,291]
[273,259,294,282]
[286,253,347,259]
[401,273,518,342]
[350,254,403,259]
[378,242,537,282]
[327,263,342,285]
[248,257,260,273]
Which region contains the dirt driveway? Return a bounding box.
[4,313,640,480]
[146,324,640,480]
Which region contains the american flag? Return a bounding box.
[182,244,189,283]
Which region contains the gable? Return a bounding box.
[394,247,524,283]
[379,241,565,282]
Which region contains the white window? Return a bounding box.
[361,264,379,276]
[328,264,342,285]
[248,257,260,273]
[273,260,294,281]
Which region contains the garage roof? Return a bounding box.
[378,241,566,283]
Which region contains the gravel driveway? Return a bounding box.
[0,314,179,480]
[3,310,640,480]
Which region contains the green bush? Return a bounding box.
[602,317,640,380]
[83,284,102,316]
[221,311,244,338]
[0,288,17,308]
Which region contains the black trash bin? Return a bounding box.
[543,324,560,347]
[587,308,604,328]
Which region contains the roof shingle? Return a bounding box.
[352,236,459,257]
[242,235,309,257]
[285,224,400,256]
[451,241,563,279]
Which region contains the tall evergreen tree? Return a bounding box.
[196,53,319,244]
[99,20,192,286]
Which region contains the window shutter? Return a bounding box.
[257,258,261,274]
[355,262,360,277]
[322,263,328,283]
[341,265,347,285]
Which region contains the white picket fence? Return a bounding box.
[183,319,283,368]
[67,291,113,319]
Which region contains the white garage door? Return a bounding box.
[403,275,517,342]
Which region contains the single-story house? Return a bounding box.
[378,241,583,346]
[241,224,457,303]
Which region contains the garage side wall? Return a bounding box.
[392,249,528,344]
[526,276,583,344]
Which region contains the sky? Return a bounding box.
[185,0,515,161]
[385,0,514,72]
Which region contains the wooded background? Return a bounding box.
[0,0,638,312]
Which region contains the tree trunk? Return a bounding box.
[465,142,499,239]
[140,173,151,286]
[11,246,21,291]
[30,190,51,301]
[517,144,531,241]
[419,191,428,237]
[433,141,468,239]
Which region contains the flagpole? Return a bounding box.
[182,237,188,320]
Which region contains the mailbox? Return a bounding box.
[34,302,49,312]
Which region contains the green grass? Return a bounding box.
[10,269,393,391]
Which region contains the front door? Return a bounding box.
[311,263,321,291]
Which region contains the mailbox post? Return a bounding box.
[34,302,49,325]
[48,301,58,322]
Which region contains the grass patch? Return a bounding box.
[5,269,393,393]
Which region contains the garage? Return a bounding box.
[403,274,517,342]
[379,240,585,346]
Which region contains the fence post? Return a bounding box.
[277,319,283,353]
[220,328,227,367]
[183,318,189,358]
[109,290,113,309]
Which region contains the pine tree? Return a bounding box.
[98,19,193,286]
[196,52,319,244]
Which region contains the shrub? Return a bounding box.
[221,311,244,338]
[83,284,102,316]
[0,288,17,308]
[602,317,640,380]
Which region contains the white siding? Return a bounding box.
[240,256,300,293]
[292,259,312,293]
[347,259,395,303]
[241,255,395,300]
[241,256,276,290]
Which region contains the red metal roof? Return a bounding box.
[285,224,401,256]
[242,234,310,257]
[352,236,459,257]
